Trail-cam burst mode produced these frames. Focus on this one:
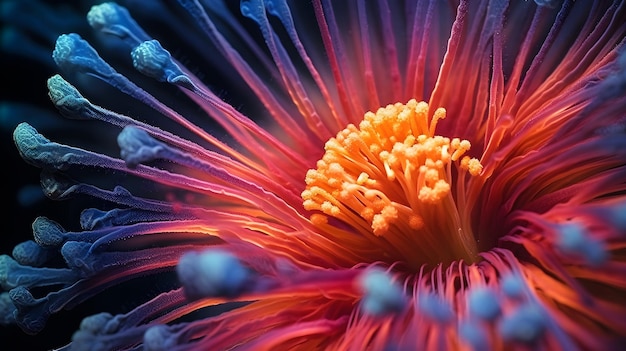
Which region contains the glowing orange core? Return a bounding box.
[302,100,483,265]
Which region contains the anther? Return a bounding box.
[176,249,251,300]
[358,268,406,316]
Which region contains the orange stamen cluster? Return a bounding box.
[302,99,482,242]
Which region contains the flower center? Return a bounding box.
[302,99,483,267]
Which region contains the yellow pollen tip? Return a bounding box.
[302,99,482,238]
[310,213,328,226]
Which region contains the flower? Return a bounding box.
[2,0,626,350]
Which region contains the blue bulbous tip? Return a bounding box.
[32,216,67,248]
[13,122,51,168]
[581,240,608,267]
[131,40,170,81]
[87,2,148,47]
[556,222,608,266]
[176,249,251,300]
[72,313,125,351]
[53,33,115,77]
[8,286,47,334]
[47,74,91,120]
[79,312,118,334]
[131,40,194,88]
[117,126,165,168]
[556,223,586,251]
[52,33,78,69]
[501,273,526,299]
[498,304,546,344]
[13,123,91,171]
[144,325,177,351]
[358,268,406,316]
[467,286,501,321]
[12,240,54,267]
[87,2,125,32]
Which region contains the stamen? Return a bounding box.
[131,40,193,88]
[143,324,178,351]
[500,273,526,300]
[467,286,501,321]
[32,217,67,248]
[117,125,166,169]
[72,312,142,350]
[358,268,406,316]
[176,249,251,300]
[78,312,118,335]
[302,100,483,266]
[11,240,54,267]
[498,304,546,344]
[87,3,148,46]
[555,221,608,267]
